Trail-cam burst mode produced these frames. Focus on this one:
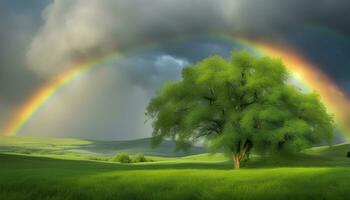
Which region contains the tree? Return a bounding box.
[132,152,147,162]
[146,51,334,169]
[111,152,131,163]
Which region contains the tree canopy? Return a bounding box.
[146,51,334,168]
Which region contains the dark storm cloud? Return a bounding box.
[0,0,51,128]
[285,28,350,96]
[26,0,350,78]
[22,50,191,139]
[228,0,350,37]
[26,0,230,76]
[0,0,349,139]
[157,38,243,63]
[0,1,47,104]
[21,39,244,140]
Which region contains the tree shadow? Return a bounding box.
[1,153,349,172]
[0,153,232,171]
[244,154,350,168]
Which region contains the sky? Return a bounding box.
[0,0,349,140]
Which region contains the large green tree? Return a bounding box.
[146,51,334,169]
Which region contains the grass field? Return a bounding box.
[1,137,350,200]
[0,136,206,158]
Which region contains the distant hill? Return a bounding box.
[82,138,207,156]
[306,143,350,158]
[0,136,207,157]
[1,136,349,159]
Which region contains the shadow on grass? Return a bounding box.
[0,153,233,171]
[1,156,350,200]
[2,153,350,173]
[244,153,350,169]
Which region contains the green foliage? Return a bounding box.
[111,152,152,163]
[132,152,147,162]
[146,51,334,167]
[111,152,131,163]
[347,151,350,158]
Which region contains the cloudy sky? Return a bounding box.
[0,0,349,140]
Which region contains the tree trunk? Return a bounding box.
[233,154,240,169]
[231,139,253,169]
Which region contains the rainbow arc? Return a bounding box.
[3,35,349,136]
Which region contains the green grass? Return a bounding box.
[306,143,350,157]
[1,137,350,199]
[1,152,350,200]
[0,136,206,158]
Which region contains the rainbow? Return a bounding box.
[255,42,350,134]
[2,35,349,136]
[3,52,122,136]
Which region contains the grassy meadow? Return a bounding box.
[0,136,350,200]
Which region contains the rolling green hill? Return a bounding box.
[1,136,350,199]
[0,136,207,158]
[0,149,350,200]
[306,143,350,158]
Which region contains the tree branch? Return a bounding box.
[240,91,258,108]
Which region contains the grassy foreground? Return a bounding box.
[1,151,350,200]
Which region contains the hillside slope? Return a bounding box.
[0,136,207,157]
[306,143,350,158]
[0,153,350,200]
